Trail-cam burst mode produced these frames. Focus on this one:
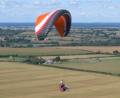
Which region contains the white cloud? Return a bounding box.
[70,0,78,4]
[0,0,120,22]
[69,0,80,6]
[51,0,58,4]
[79,12,87,16]
[108,4,120,9]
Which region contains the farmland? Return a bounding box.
[0,47,120,98]
[0,47,92,56]
[0,62,120,98]
[1,26,120,47]
[0,47,120,76]
[0,46,120,56]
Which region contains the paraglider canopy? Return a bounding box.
[35,9,71,40]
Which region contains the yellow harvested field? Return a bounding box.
[0,46,120,56]
[0,47,90,56]
[0,62,120,98]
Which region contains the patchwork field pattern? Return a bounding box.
[0,62,120,98]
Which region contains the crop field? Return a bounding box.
[0,47,120,76]
[0,62,120,98]
[0,46,120,56]
[0,47,120,98]
[0,47,92,56]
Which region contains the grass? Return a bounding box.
[0,47,92,56]
[1,46,120,56]
[0,62,120,98]
[73,46,120,53]
[48,56,120,76]
[0,57,27,62]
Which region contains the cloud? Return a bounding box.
[67,0,80,7]
[0,0,120,22]
[79,12,87,16]
[0,0,20,8]
[69,0,79,5]
[107,4,120,10]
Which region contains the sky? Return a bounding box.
[0,0,120,23]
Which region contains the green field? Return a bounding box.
[50,56,120,76]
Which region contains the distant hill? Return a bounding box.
[0,23,120,29]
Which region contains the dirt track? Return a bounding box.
[0,62,120,98]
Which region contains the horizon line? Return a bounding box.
[0,22,120,23]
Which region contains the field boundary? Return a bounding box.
[35,63,120,77]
